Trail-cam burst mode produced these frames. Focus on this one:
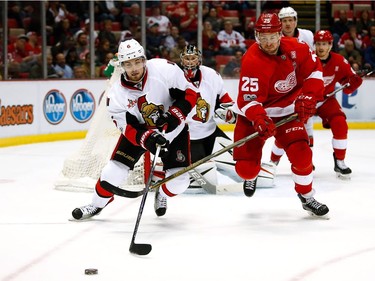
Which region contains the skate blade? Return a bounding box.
[305,211,330,220]
[336,172,351,180]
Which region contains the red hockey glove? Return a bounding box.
[343,75,363,94]
[215,103,237,124]
[253,115,276,140]
[295,94,316,123]
[155,106,185,133]
[139,130,169,157]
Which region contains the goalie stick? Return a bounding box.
[150,114,298,190]
[188,168,217,194]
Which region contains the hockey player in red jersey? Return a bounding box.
[270,30,362,179]
[71,39,197,220]
[233,13,329,216]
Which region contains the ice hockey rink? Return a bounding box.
[1,129,375,281]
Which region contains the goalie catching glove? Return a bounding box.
[156,106,185,133]
[139,130,169,157]
[295,94,316,123]
[215,103,236,124]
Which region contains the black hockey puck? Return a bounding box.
[84,268,98,275]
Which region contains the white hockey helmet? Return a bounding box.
[278,7,298,19]
[117,39,146,63]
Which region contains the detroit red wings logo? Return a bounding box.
[138,95,164,127]
[274,71,297,93]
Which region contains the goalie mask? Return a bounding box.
[180,45,202,79]
[118,39,147,82]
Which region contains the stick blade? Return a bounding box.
[129,243,152,256]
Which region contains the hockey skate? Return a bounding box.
[243,178,257,197]
[154,187,167,217]
[71,197,114,220]
[333,153,352,180]
[297,194,329,217]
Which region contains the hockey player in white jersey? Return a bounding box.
[71,39,198,220]
[181,45,238,192]
[278,7,314,49]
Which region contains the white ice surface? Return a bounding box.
[1,130,375,281]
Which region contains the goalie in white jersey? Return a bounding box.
[178,45,238,192]
[71,39,198,220]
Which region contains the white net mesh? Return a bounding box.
[54,68,147,193]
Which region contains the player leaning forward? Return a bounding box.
[233,13,329,216]
[72,39,198,220]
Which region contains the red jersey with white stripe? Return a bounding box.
[320,52,362,97]
[236,37,324,119]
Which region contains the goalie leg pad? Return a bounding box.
[256,162,277,188]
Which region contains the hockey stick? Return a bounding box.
[188,168,217,194]
[129,130,166,256]
[150,114,298,190]
[326,69,374,97]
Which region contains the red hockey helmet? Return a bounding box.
[255,13,282,33]
[314,30,333,43]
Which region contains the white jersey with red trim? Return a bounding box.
[282,28,314,50]
[106,58,197,142]
[186,66,231,140]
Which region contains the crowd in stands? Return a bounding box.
[1,0,375,80]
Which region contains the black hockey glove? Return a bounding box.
[155,106,185,133]
[139,130,169,157]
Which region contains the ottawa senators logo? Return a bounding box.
[192,95,210,123]
[138,95,164,127]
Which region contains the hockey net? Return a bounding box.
[54,68,150,193]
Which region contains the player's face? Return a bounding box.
[281,17,297,36]
[315,41,331,60]
[122,58,146,82]
[182,54,199,70]
[257,32,281,55]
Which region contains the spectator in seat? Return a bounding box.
[164,25,180,51]
[98,19,118,54]
[203,7,223,33]
[339,40,363,69]
[169,36,188,64]
[337,25,364,51]
[217,20,247,55]
[356,10,372,37]
[75,32,90,63]
[146,22,163,59]
[53,52,74,78]
[122,3,141,31]
[223,50,243,78]
[29,54,59,79]
[73,65,89,79]
[364,37,375,69]
[330,10,351,52]
[7,34,36,76]
[99,52,114,77]
[180,7,199,44]
[361,24,375,49]
[147,5,171,37]
[202,20,218,68]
